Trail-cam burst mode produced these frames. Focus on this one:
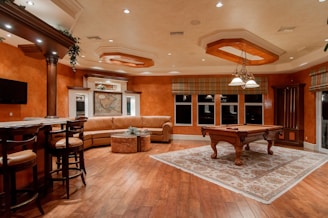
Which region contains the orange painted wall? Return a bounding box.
[56,65,84,117]
[0,43,84,120]
[0,43,47,121]
[289,62,328,144]
[0,42,323,144]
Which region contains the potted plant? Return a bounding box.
[60,29,80,72]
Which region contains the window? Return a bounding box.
[175,95,192,125]
[197,95,215,125]
[244,94,263,124]
[221,94,238,124]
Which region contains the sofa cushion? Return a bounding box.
[142,127,163,135]
[112,116,143,129]
[142,116,171,128]
[83,133,93,140]
[84,117,113,131]
[85,130,112,139]
[109,129,130,134]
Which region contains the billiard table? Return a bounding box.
[201,124,283,166]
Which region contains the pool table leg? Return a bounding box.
[267,140,274,155]
[210,141,218,159]
[234,144,243,166]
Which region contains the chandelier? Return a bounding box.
[228,51,259,89]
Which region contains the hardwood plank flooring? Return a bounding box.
[15,140,328,218]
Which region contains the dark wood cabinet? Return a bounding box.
[272,84,305,146]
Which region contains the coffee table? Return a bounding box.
[111,133,151,153]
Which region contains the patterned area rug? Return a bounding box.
[150,141,328,204]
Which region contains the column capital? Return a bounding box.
[45,54,59,65]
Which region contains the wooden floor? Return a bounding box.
[16,140,328,218]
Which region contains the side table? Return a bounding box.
[111,133,152,153]
[138,134,151,152]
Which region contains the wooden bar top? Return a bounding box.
[0,118,69,128]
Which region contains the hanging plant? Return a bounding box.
[60,29,80,72]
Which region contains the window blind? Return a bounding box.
[172,77,268,95]
[309,68,328,92]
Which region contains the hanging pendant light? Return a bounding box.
[228,51,259,89]
[245,79,260,88]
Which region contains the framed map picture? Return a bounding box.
[94,91,122,116]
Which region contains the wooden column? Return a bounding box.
[46,54,59,118]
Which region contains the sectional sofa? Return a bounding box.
[82,116,172,149]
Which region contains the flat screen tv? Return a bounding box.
[0,78,27,104]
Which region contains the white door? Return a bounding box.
[318,91,328,153]
[124,93,140,116]
[68,90,89,118]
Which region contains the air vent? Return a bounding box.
[170,31,184,36]
[86,36,102,40]
[277,26,296,33]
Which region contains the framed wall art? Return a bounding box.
[94,91,122,116]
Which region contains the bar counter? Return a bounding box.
[0,117,69,128]
[0,117,70,192]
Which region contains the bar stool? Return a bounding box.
[55,117,88,174]
[47,119,87,199]
[0,124,44,216]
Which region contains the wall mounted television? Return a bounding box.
[0,78,28,104]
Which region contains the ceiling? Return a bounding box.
[1,0,328,76]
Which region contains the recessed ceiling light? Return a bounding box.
[26,1,34,6]
[140,71,152,75]
[168,71,180,74]
[91,66,104,70]
[4,24,12,29]
[115,70,127,74]
[216,1,223,7]
[123,9,130,14]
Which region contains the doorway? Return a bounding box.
[68,89,89,118]
[125,93,140,116]
[318,91,328,153]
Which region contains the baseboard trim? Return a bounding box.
[303,141,317,151]
[171,134,210,141]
